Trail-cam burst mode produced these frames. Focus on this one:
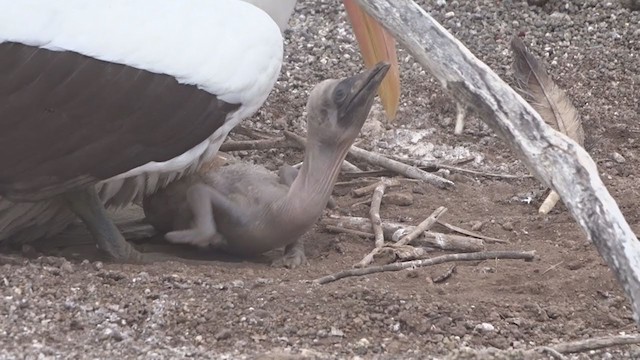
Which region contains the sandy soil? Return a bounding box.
[1,0,639,359]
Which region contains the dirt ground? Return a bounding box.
[1,0,639,359]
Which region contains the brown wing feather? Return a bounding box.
[510,37,584,145]
[0,42,240,201]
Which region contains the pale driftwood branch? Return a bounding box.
[436,220,509,244]
[395,206,447,246]
[352,178,401,197]
[346,145,454,188]
[313,250,536,284]
[322,216,489,252]
[358,0,640,324]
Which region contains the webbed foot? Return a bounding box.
[271,241,308,269]
[165,228,223,248]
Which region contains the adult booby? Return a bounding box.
[0,0,399,262]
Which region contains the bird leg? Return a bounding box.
[164,184,240,248]
[63,186,212,264]
[62,186,146,263]
[271,240,308,269]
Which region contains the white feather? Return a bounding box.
[0,0,283,111]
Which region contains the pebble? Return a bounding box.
[501,222,514,231]
[330,327,345,337]
[214,329,232,341]
[470,221,484,231]
[612,152,626,163]
[474,322,495,333]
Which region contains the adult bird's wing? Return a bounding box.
[0,42,240,202]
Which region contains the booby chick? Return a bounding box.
[142,63,390,267]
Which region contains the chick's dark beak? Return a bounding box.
[339,62,391,121]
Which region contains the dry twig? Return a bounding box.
[314,250,536,284]
[352,178,401,197]
[541,261,564,275]
[436,220,509,244]
[370,181,387,248]
[324,225,374,239]
[347,145,454,188]
[432,265,457,283]
[542,334,640,354]
[395,206,447,246]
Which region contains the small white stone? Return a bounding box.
[330,326,344,337]
[445,11,455,18]
[612,152,626,163]
[474,322,495,333]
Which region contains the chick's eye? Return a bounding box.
[334,86,347,103]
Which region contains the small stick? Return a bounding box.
[219,137,297,152]
[350,198,373,208]
[370,181,387,248]
[324,225,374,239]
[313,250,536,284]
[341,161,363,173]
[541,261,564,275]
[283,130,362,174]
[432,265,457,283]
[389,245,431,261]
[454,101,468,135]
[395,207,447,247]
[436,220,510,244]
[335,179,377,187]
[346,145,454,188]
[231,125,274,140]
[352,178,401,197]
[539,190,561,214]
[387,155,532,179]
[423,232,484,252]
[542,335,640,354]
[537,347,567,360]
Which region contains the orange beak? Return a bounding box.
[343,0,400,121]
